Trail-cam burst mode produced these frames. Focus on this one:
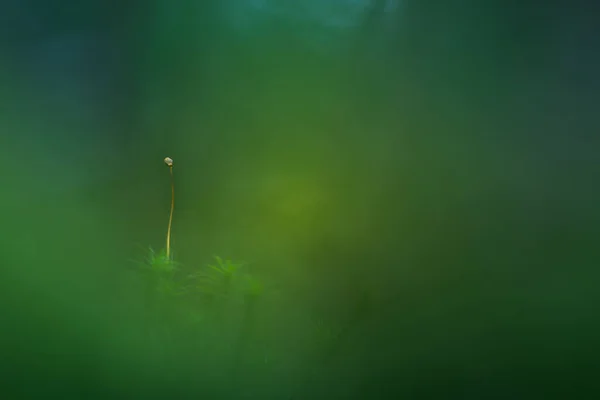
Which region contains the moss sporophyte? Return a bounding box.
[164,157,174,259]
[135,157,265,321]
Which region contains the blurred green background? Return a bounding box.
[1,1,599,399]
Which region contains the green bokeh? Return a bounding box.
[1,1,598,399]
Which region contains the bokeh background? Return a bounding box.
[1,1,599,399]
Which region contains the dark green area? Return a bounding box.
[1,1,599,399]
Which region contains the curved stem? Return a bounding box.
[166,166,174,258]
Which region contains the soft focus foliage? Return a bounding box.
[1,1,599,399]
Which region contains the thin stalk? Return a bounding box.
[164,157,174,258]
